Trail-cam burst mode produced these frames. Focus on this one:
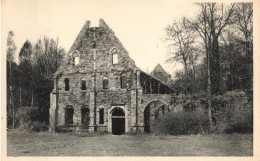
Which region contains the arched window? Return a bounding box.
[81,78,87,90]
[64,78,70,91]
[121,76,127,89]
[103,76,108,89]
[72,51,80,66]
[111,48,118,64]
[65,105,74,125]
[81,106,90,128]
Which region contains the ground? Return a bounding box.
[7,131,253,156]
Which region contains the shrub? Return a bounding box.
[16,108,31,130]
[151,111,210,135]
[224,100,253,134]
[15,107,48,132]
[16,107,40,128]
[212,90,253,134]
[30,121,49,132]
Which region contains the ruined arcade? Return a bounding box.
[49,19,175,134]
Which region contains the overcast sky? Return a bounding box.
[2,0,198,77]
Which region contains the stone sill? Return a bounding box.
[97,125,107,127]
[80,90,87,93]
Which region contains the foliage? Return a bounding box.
[6,31,17,129]
[212,90,253,133]
[6,31,16,62]
[165,18,199,76]
[15,107,48,132]
[170,90,252,134]
[19,40,32,62]
[167,3,253,132]
[30,121,49,132]
[6,34,65,129]
[151,111,210,135]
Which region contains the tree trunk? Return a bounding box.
[9,61,15,129]
[204,8,213,130]
[20,71,22,109]
[207,48,213,131]
[12,92,15,129]
[31,89,34,108]
[210,35,221,94]
[31,72,34,108]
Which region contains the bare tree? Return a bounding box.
[165,17,198,76]
[188,3,235,130]
[32,37,65,80]
[233,3,253,88]
[189,4,213,129]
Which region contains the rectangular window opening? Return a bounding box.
[112,54,118,64]
[65,78,70,91]
[121,77,127,89]
[81,80,87,90]
[103,79,108,89]
[74,57,79,66]
[99,109,104,124]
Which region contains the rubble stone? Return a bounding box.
[49,19,176,134]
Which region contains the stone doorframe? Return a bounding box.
[108,105,128,133]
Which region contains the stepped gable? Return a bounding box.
[55,19,139,77]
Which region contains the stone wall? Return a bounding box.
[50,19,140,132]
[49,19,176,133]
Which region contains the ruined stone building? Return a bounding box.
[49,19,175,134]
[150,64,173,87]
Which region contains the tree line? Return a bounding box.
[165,3,253,130]
[6,32,65,128]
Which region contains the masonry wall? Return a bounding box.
[49,19,176,133]
[49,20,140,132]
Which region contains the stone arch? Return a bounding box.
[142,99,169,113]
[71,50,80,56]
[110,47,119,55]
[142,99,170,133]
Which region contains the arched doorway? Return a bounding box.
[111,107,125,135]
[81,106,90,129]
[144,101,169,133]
[65,105,74,125]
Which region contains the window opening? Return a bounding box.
[81,78,86,90]
[64,78,70,91]
[103,76,108,89]
[65,106,74,125]
[112,48,119,64]
[121,76,127,89]
[99,108,104,124]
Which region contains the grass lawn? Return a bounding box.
[7,131,253,156]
